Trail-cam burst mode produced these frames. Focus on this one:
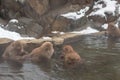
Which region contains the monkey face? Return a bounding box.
[61,45,82,68]
[107,25,116,32]
[107,23,120,38]
[41,42,54,59]
[30,42,54,62]
[63,45,74,54]
[61,45,73,59]
[12,41,27,56]
[42,42,54,52]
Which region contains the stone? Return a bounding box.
[26,0,49,16]
[51,16,72,31]
[49,0,67,9]
[0,38,13,57]
[1,0,22,19]
[5,18,43,38]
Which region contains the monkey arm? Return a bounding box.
[2,52,9,59]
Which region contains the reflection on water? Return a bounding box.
[0,35,120,80]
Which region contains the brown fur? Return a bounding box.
[107,23,120,38]
[61,45,82,68]
[2,40,28,62]
[27,42,54,62]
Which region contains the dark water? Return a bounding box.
[0,35,120,80]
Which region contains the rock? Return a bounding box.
[25,0,49,16]
[0,30,107,56]
[89,13,118,24]
[18,39,44,53]
[0,38,13,57]
[5,18,43,37]
[19,17,43,37]
[73,16,88,30]
[49,0,68,9]
[1,0,22,19]
[0,18,7,26]
[52,37,64,45]
[51,16,73,31]
[69,0,93,6]
[88,15,106,24]
[117,0,120,3]
[105,12,118,23]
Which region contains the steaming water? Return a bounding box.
[0,35,120,80]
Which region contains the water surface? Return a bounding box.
[0,35,120,80]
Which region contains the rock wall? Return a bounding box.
[0,0,119,37]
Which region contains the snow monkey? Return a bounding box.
[26,41,54,62]
[61,45,82,68]
[2,40,28,62]
[107,22,120,38]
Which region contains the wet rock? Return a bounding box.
[0,30,106,56]
[0,38,13,57]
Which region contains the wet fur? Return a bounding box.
[107,23,120,38]
[27,42,54,62]
[61,45,82,68]
[2,40,28,62]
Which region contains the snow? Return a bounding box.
[52,31,65,35]
[101,24,108,29]
[115,22,119,28]
[42,37,52,40]
[52,31,59,34]
[61,7,89,20]
[9,19,19,23]
[0,26,34,40]
[60,32,65,35]
[71,27,99,34]
[1,0,120,40]
[101,23,119,30]
[89,0,117,17]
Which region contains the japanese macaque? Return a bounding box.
[25,42,54,62]
[61,45,82,68]
[107,23,120,38]
[2,40,28,62]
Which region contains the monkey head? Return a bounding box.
[40,41,54,59]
